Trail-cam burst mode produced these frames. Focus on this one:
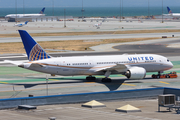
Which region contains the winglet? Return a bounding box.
[18,30,51,61]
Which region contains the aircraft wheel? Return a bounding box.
[86,76,96,81]
[101,78,112,83]
[166,75,170,78]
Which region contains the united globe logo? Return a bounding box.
[29,44,50,61]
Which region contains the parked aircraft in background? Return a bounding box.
[6,30,173,82]
[14,21,28,27]
[164,7,180,18]
[5,7,45,18]
[93,23,102,29]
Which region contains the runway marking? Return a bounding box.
[85,82,96,84]
[95,76,104,78]
[159,81,170,84]
[0,81,8,84]
[122,83,136,86]
[117,75,124,76]
[48,79,60,81]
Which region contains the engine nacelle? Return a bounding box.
[125,67,146,79]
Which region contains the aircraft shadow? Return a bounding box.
[12,79,86,88]
[11,77,144,91]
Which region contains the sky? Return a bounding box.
[0,0,179,8]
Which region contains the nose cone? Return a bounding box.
[169,61,173,69]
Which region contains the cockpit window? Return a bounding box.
[167,59,170,62]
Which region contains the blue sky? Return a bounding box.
[0,0,179,8]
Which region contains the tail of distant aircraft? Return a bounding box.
[167,7,173,14]
[18,30,51,61]
[39,7,45,14]
[25,21,29,24]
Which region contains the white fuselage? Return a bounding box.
[166,13,180,18]
[14,23,26,27]
[21,54,173,76]
[5,14,45,18]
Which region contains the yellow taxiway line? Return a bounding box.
[0,82,8,84]
[122,83,136,86]
[159,81,170,84]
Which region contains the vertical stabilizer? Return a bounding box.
[18,30,51,61]
[25,21,29,24]
[167,7,173,14]
[39,7,45,14]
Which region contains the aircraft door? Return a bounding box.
[55,61,61,74]
[89,60,94,67]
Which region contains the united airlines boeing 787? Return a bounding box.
[5,8,45,18]
[8,30,173,82]
[164,7,180,18]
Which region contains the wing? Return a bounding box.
[94,64,129,73]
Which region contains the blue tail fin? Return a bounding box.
[167,7,173,14]
[25,21,28,24]
[18,30,51,61]
[39,7,45,14]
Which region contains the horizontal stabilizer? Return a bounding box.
[4,60,24,66]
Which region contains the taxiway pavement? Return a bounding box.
[0,32,180,43]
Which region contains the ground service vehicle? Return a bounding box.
[152,71,178,79]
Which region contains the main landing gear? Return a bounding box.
[101,77,112,83]
[86,76,96,81]
[86,76,112,83]
[86,71,112,83]
[102,70,112,82]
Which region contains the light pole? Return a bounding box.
[162,0,164,23]
[81,0,85,21]
[122,0,123,19]
[23,0,24,15]
[120,0,121,22]
[64,9,66,28]
[148,0,149,18]
[52,0,54,16]
[15,0,17,23]
[46,76,48,96]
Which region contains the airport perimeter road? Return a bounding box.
[0,32,180,43]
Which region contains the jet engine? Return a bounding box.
[125,67,146,79]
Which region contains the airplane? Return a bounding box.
[14,21,28,27]
[164,7,180,18]
[5,7,45,18]
[7,30,173,82]
[93,23,102,29]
